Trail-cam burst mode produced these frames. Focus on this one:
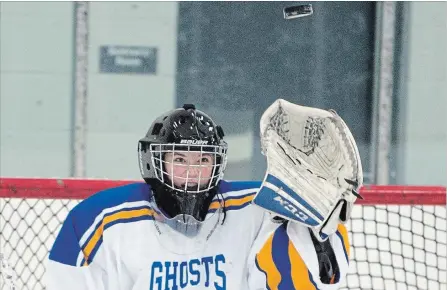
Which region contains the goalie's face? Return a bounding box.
[163,151,215,192]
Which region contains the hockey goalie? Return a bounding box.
[46,99,362,290]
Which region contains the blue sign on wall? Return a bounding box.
[100,46,157,74]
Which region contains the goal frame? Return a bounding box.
[1,177,445,204]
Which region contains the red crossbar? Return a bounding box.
[0,177,445,205]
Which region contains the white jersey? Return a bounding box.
[46,181,350,290]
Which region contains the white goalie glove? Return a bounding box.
[253,99,363,242]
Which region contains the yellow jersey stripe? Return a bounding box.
[209,193,256,210]
[255,234,282,290]
[337,224,350,257]
[209,200,223,210]
[82,208,154,265]
[288,240,318,290]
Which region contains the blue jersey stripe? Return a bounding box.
[225,191,258,200]
[219,180,261,193]
[308,270,321,290]
[49,212,83,266]
[225,202,252,211]
[50,180,260,267]
[81,207,155,266]
[208,191,256,213]
[271,225,295,290]
[49,183,151,266]
[84,215,154,265]
[71,183,151,240]
[80,205,152,252]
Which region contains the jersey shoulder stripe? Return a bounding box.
[208,180,261,213]
[71,182,150,238]
[208,191,257,213]
[219,180,262,194]
[49,183,152,266]
[80,206,155,266]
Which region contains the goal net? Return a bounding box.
[0,178,446,290]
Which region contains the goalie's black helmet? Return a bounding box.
[138,104,228,222]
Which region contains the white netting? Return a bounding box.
[1,199,78,290]
[1,190,446,290]
[343,205,446,290]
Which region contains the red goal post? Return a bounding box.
[0,177,446,290]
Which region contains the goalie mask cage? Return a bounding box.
[0,178,445,290]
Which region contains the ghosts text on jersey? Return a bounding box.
[149,254,226,290]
